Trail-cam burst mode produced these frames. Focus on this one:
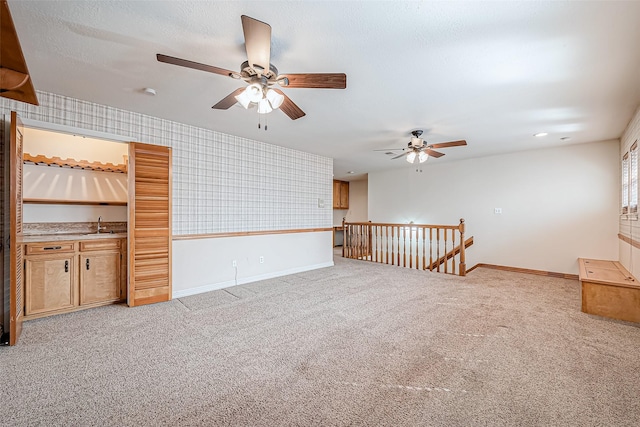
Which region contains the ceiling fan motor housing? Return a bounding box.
[410,136,424,148]
[240,61,279,83]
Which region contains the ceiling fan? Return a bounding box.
[156,15,346,121]
[377,130,467,164]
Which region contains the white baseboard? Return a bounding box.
[172,261,335,299]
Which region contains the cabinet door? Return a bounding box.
[340,181,349,209]
[80,252,120,305]
[128,142,172,307]
[25,256,75,315]
[333,180,341,209]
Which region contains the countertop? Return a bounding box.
[21,232,127,243]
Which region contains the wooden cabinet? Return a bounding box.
[25,253,75,316]
[80,240,121,305]
[23,238,125,319]
[333,180,349,209]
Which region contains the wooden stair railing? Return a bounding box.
[428,236,474,271]
[342,218,470,276]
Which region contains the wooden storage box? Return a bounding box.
[578,258,640,323]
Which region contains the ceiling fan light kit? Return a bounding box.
[156,15,346,126]
[266,88,284,109]
[406,150,429,164]
[376,129,467,166]
[257,97,273,114]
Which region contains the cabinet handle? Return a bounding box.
[44,246,62,250]
[86,258,90,270]
[64,260,69,273]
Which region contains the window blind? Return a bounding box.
[631,142,638,213]
[622,153,629,214]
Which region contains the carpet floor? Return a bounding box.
[2,255,639,426]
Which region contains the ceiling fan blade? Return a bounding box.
[241,15,271,73]
[391,152,409,160]
[425,149,445,158]
[156,53,236,77]
[1,0,38,105]
[278,73,347,89]
[212,87,246,110]
[428,139,467,149]
[272,89,306,120]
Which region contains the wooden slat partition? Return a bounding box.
[128,142,172,306]
[342,219,470,276]
[8,111,24,345]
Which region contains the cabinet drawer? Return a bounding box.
[25,242,76,255]
[80,239,121,252]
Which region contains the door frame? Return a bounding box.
[2,118,127,345]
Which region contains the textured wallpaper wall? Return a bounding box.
[1,91,333,234]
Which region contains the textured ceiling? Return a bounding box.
[8,0,640,180]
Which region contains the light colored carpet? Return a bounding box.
[2,255,640,426]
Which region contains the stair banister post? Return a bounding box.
[458,218,466,276]
[342,217,346,258]
[368,220,373,259]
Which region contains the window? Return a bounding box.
[631,142,638,214]
[622,142,639,216]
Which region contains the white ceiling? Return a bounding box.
[8,1,640,180]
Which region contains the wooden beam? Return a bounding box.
[0,67,28,91]
[0,0,38,105]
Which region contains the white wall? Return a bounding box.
[332,209,347,226]
[369,140,620,275]
[23,204,127,223]
[345,179,368,222]
[172,231,333,297]
[23,165,127,202]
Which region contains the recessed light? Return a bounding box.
[347,171,355,174]
[534,132,548,137]
[143,87,157,96]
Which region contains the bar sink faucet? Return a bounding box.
[97,216,104,234]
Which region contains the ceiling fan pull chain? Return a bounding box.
[265,114,268,131]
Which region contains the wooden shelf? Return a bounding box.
[23,153,127,173]
[23,198,127,206]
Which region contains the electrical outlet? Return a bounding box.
[232,260,237,267]
[259,256,264,264]
[494,208,502,214]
